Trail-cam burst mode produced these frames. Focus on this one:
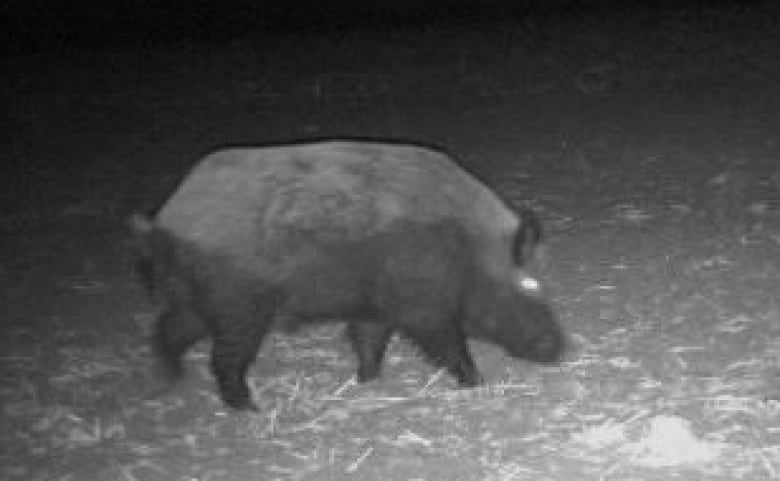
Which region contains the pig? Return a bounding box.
[131,139,563,410]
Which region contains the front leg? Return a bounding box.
[346,321,394,382]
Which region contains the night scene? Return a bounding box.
[2,0,779,479]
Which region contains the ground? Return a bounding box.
[2,3,780,480]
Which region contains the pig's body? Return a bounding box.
[132,140,562,410]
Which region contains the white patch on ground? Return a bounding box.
[622,415,723,467]
[572,415,724,468]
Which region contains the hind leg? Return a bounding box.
[346,322,394,382]
[153,304,207,382]
[206,287,277,411]
[210,326,267,411]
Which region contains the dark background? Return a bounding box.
[2,0,755,51]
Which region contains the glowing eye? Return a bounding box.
[515,273,541,293]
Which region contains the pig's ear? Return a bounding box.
[511,208,543,267]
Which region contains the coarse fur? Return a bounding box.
[132,139,563,410]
